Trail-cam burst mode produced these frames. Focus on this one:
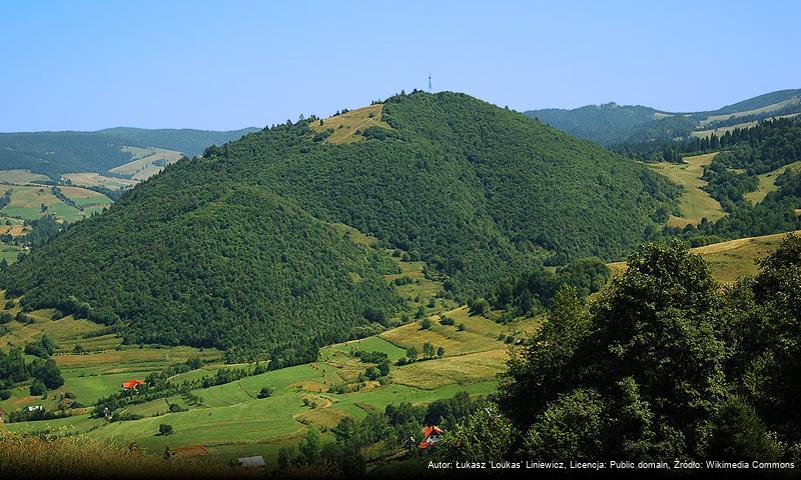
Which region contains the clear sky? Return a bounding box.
[2,0,799,132]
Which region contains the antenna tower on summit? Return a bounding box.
[428,73,432,93]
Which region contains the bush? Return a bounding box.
[158,424,174,436]
[439,315,455,326]
[0,390,11,400]
[420,318,432,330]
[30,379,46,396]
[258,386,273,399]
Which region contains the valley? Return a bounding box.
[0,225,529,468]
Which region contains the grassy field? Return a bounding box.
[692,112,801,140]
[0,185,112,222]
[744,161,801,204]
[309,104,392,144]
[62,172,138,190]
[111,147,183,180]
[648,152,726,228]
[0,299,528,467]
[0,169,49,184]
[608,230,801,283]
[698,97,801,127]
[0,244,25,264]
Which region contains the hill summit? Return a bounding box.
[2,91,679,356]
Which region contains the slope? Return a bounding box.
[1,91,679,354]
[525,89,801,147]
[96,127,259,156]
[3,182,400,358]
[0,127,258,178]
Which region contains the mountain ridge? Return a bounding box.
[524,89,801,146]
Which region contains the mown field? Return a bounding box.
[608,229,801,283]
[0,184,112,222]
[62,172,137,190]
[1,303,521,468]
[0,169,50,184]
[744,160,801,204]
[309,104,392,144]
[648,152,726,228]
[110,146,183,180]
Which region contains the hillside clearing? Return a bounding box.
[744,161,801,204]
[0,169,50,184]
[62,172,138,190]
[309,104,392,144]
[110,146,183,180]
[0,185,111,222]
[699,96,801,127]
[649,152,726,228]
[609,230,801,283]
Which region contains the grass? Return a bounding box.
[390,349,507,389]
[691,230,801,283]
[608,230,801,284]
[62,172,138,190]
[0,429,236,478]
[0,169,49,184]
[1,303,514,467]
[744,161,801,204]
[649,152,726,228]
[309,104,392,144]
[0,244,25,264]
[111,147,183,180]
[0,184,112,222]
[699,97,801,127]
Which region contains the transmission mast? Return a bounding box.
[428,73,432,93]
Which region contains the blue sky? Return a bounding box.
[1,0,799,131]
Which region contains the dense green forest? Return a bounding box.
[3,186,401,361]
[0,128,257,178]
[524,103,691,146]
[0,91,678,357]
[435,235,801,463]
[0,132,135,178]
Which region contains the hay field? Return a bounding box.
[309,104,392,144]
[649,152,726,227]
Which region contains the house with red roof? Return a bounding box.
[121,379,145,390]
[419,425,444,452]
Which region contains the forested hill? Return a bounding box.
[525,89,801,147]
[94,127,259,156]
[1,91,679,355]
[523,103,685,147]
[0,127,258,178]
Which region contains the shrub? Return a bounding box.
[30,379,46,396]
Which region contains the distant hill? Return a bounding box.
[0,127,258,179]
[524,89,801,147]
[95,127,260,156]
[1,91,679,356]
